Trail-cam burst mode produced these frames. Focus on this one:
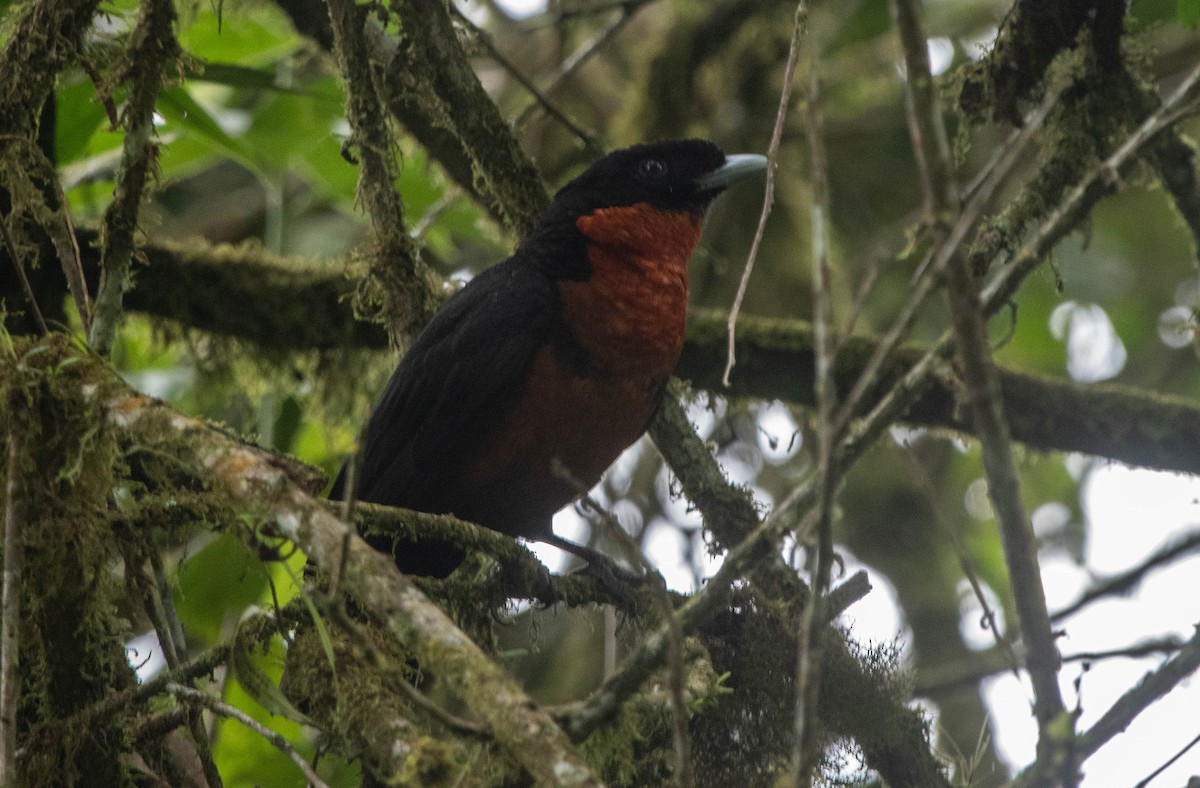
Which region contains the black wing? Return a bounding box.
[331,259,557,517]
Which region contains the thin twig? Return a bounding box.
[513,3,645,130]
[57,175,90,332]
[128,539,224,788]
[834,245,886,349]
[721,0,804,386]
[75,644,232,726]
[409,191,460,243]
[151,549,188,664]
[1076,624,1200,760]
[914,636,1185,698]
[453,8,603,155]
[555,452,695,785]
[1133,728,1200,788]
[899,446,1018,676]
[791,6,834,781]
[889,1,1068,769]
[576,496,695,788]
[831,83,1059,435]
[0,210,48,334]
[1052,527,1200,622]
[1,399,27,787]
[393,674,490,738]
[168,683,330,788]
[1012,624,1200,787]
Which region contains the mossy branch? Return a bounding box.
[89,0,181,357]
[0,0,102,135]
[273,0,550,236]
[52,229,1200,476]
[386,0,550,236]
[0,0,103,333]
[53,333,604,786]
[324,0,434,346]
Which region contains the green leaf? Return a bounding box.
[230,620,312,724]
[271,395,303,452]
[177,5,297,67]
[175,535,270,646]
[1180,0,1200,26]
[191,62,311,95]
[827,0,890,53]
[156,86,252,167]
[56,76,110,165]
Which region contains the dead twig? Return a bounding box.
[721,0,804,386]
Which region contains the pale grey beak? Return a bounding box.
[693,153,769,191]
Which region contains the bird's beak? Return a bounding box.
[693,153,769,192]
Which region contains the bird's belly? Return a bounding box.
[459,344,668,538]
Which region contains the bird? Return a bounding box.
[330,139,767,577]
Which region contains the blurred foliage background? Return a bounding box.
[5,0,1200,784]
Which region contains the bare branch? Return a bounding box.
[1,399,27,787]
[1012,624,1200,787]
[721,0,803,386]
[893,1,1068,760]
[793,5,837,780]
[512,2,650,130]
[169,683,330,788]
[1053,527,1200,622]
[453,8,603,155]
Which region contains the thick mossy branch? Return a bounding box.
[953,6,1136,280]
[345,500,640,611]
[39,234,1200,475]
[0,0,102,135]
[70,228,391,350]
[649,392,760,554]
[680,311,1200,476]
[2,332,941,785]
[19,333,604,786]
[649,392,948,786]
[956,0,1124,125]
[284,621,524,785]
[0,335,137,786]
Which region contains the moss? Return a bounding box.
[387,0,549,238]
[283,619,524,785]
[2,334,136,785]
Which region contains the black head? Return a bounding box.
[517,139,765,279]
[548,139,763,218]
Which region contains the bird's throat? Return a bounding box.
[563,203,701,374]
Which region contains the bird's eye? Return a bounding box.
[637,158,666,180]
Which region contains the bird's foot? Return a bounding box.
[540,534,645,606]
